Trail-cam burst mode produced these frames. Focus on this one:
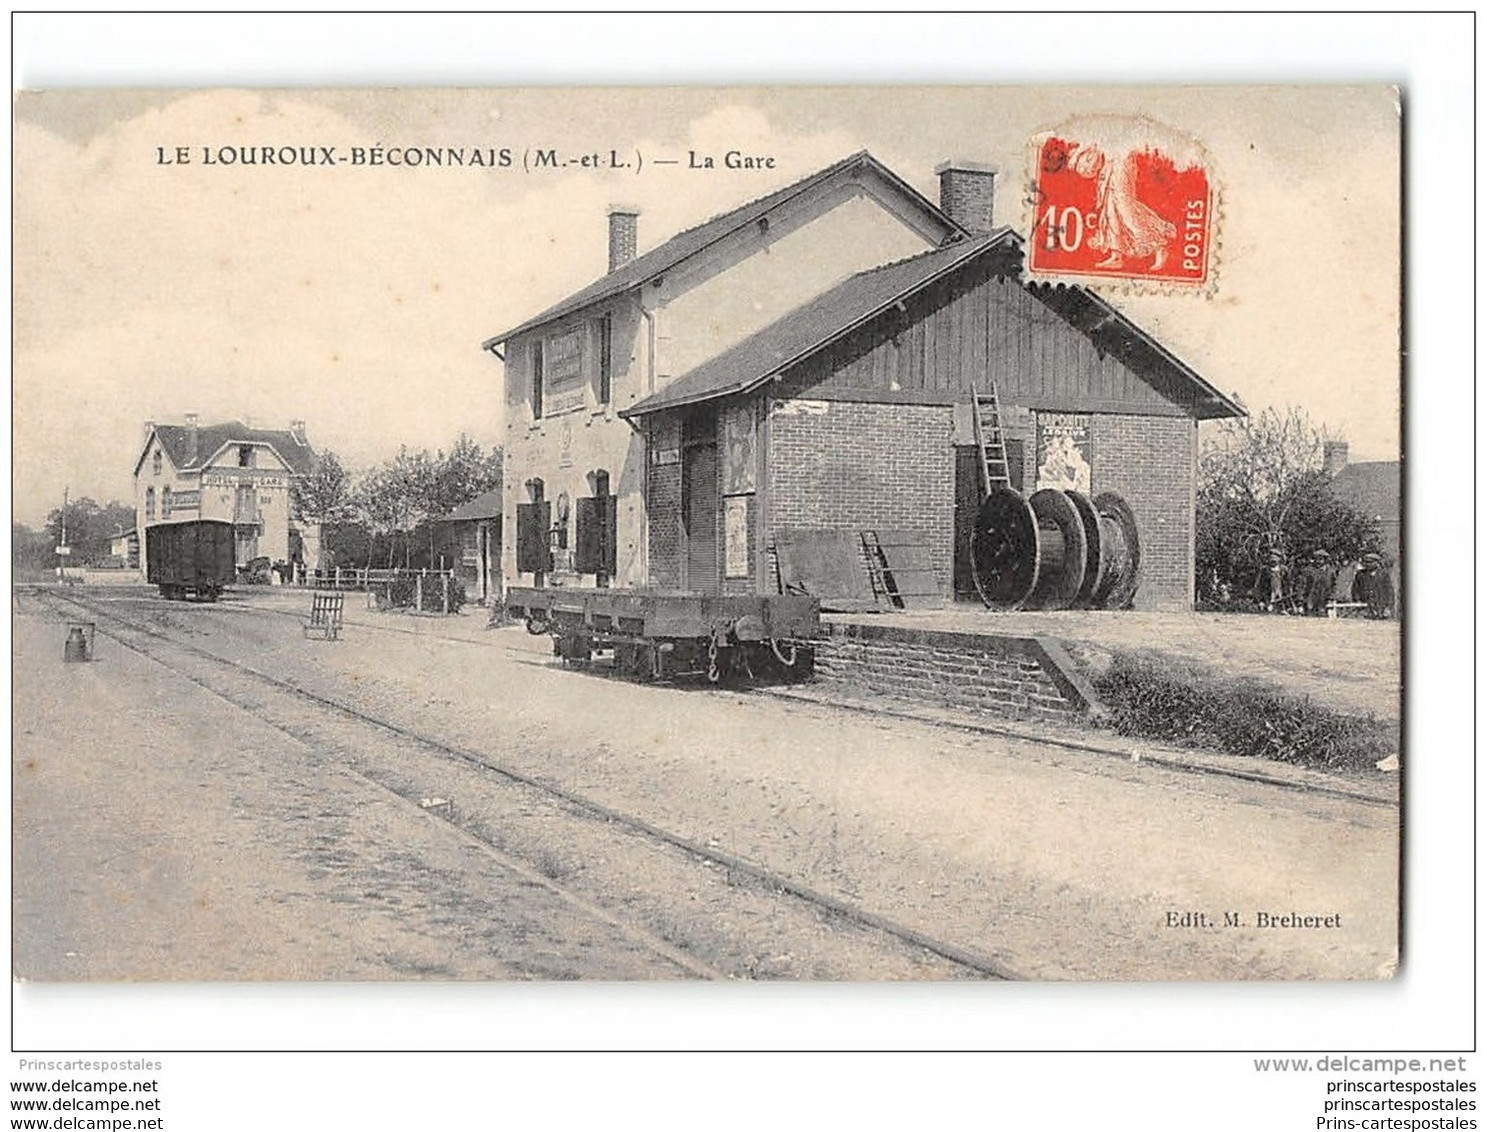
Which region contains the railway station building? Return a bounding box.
[133,416,321,580]
[485,152,1244,612]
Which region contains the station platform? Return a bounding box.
[821,604,1400,724]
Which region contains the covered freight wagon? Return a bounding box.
[146,519,235,601]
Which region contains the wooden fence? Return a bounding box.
[310,566,454,591]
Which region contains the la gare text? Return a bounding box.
[156,146,779,171]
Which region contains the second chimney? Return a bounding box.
[936,160,997,236]
[1323,440,1350,478]
[608,207,639,272]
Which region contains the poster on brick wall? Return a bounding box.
[1035,412,1093,493]
[11,27,1434,1072]
[721,402,757,494]
[723,494,750,578]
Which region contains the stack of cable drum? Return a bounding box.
[969,485,1141,611]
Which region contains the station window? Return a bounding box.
[152,450,162,475]
[145,487,156,520]
[162,487,172,517]
[238,445,254,468]
[596,313,613,406]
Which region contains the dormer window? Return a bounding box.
[152,450,162,475]
[238,445,254,468]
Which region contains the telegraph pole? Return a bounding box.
[57,486,69,580]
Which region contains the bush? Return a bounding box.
[1092,651,1396,772]
[383,573,466,614]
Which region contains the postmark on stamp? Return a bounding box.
[1026,114,1215,289]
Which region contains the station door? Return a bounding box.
[682,441,719,595]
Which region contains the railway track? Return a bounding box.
[35,588,1021,981]
[189,593,1398,809]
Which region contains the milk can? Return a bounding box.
[63,622,95,662]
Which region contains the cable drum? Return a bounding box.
[1065,490,1109,609]
[1027,489,1088,610]
[1091,491,1142,609]
[969,486,1039,611]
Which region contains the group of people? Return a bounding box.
[1254,548,1395,618]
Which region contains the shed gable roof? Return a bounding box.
[621,230,1018,416]
[621,232,1245,421]
[481,151,962,349]
[439,488,503,522]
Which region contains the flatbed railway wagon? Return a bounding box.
[505,587,820,683]
[146,519,235,601]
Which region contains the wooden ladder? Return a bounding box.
[860,530,897,607]
[971,381,1012,496]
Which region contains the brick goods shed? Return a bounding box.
[486,152,1243,612]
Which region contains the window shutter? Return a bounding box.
[515,501,551,574]
[574,496,618,575]
[574,497,602,574]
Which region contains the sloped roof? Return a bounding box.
[1024,283,1244,420]
[439,488,503,522]
[481,151,961,348]
[138,420,318,476]
[621,231,1018,417]
[1329,460,1400,521]
[621,232,1246,421]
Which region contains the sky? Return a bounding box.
[12,84,1400,526]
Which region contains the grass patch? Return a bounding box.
[1091,651,1396,773]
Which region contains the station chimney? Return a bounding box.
[608,207,639,272]
[936,160,997,236]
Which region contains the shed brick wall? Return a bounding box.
[647,466,683,590]
[1092,414,1196,610]
[768,400,955,594]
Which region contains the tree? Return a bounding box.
[353,452,423,568]
[42,497,135,566]
[1197,406,1382,606]
[291,449,354,525]
[419,434,503,564]
[12,522,57,573]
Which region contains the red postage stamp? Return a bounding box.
[1027,115,1214,287]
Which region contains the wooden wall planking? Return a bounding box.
[782,258,1192,415]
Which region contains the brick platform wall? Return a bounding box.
[1092,414,1197,611]
[813,620,1099,721]
[768,400,955,594]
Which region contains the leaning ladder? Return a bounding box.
[970,381,1013,496]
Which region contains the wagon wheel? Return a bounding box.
[612,642,634,677]
[1065,490,1108,609]
[559,633,592,667]
[969,486,1039,611]
[1027,489,1088,611]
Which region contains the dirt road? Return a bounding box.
[13,588,1399,981]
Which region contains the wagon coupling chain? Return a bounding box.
[707,634,720,684]
[768,638,798,668]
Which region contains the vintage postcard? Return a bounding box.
[13,86,1401,985]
